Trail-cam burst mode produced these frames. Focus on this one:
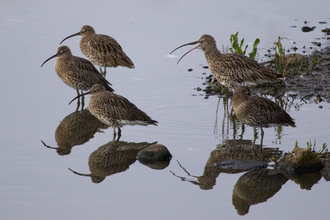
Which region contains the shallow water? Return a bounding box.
[0,0,329,219]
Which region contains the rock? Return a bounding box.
[276,146,324,174]
[281,53,306,66]
[137,144,172,170]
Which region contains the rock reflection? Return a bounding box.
[69,140,157,183]
[42,108,109,155]
[232,169,289,215]
[289,172,323,190]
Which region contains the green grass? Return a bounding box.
[229,31,260,60]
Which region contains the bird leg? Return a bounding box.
[252,127,257,148]
[99,67,106,78]
[111,127,121,141]
[116,128,122,141]
[260,127,264,147]
[75,89,81,112]
[103,67,107,78]
[112,127,117,141]
[80,90,85,110]
[259,127,264,159]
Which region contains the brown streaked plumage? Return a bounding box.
[233,86,295,147]
[69,84,158,140]
[60,25,134,77]
[171,34,282,89]
[40,108,109,156]
[68,140,157,183]
[41,46,114,107]
[232,86,295,134]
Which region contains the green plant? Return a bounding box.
[272,36,287,76]
[229,32,260,60]
[249,38,260,60]
[305,54,318,74]
[298,140,328,155]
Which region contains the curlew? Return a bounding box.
[232,86,295,145]
[171,34,282,89]
[60,25,134,77]
[69,84,158,140]
[41,46,114,109]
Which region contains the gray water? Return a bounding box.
[1,0,329,219]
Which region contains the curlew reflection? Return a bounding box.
[170,140,282,190]
[41,108,109,155]
[68,140,157,183]
[232,169,289,215]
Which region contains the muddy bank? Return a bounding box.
[193,46,330,106]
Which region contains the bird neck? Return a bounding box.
[203,46,222,59]
[232,92,249,108]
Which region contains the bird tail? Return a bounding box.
[102,78,114,92]
[150,120,158,126]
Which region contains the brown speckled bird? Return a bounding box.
[171,34,282,89]
[41,46,114,108]
[60,25,134,77]
[69,84,158,140]
[232,86,295,138]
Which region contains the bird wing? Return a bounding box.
[92,93,153,122]
[89,35,134,68]
[70,57,113,90]
[248,96,295,127]
[210,53,278,83]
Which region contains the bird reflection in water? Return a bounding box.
[41,108,109,155]
[68,140,157,183]
[233,169,289,215]
[170,140,282,190]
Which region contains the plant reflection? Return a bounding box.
[41,108,109,155]
[68,140,157,183]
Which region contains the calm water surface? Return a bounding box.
[0,0,329,219]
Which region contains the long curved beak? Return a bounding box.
[176,44,200,64]
[68,91,92,105]
[170,41,200,64]
[60,32,81,44]
[68,168,91,177]
[41,140,57,149]
[170,40,199,54]
[41,53,58,67]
